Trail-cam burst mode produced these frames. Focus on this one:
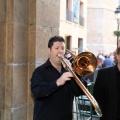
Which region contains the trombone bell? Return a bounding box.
[66,49,97,76]
[64,49,102,116]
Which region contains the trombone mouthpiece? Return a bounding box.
[57,54,64,59]
[57,54,61,57]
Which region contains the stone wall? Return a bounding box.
[0,0,60,120]
[87,0,118,56]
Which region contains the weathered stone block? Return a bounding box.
[13,24,29,63]
[0,0,6,23]
[12,66,28,107]
[0,66,5,110]
[36,0,60,28]
[0,23,6,63]
[14,0,29,24]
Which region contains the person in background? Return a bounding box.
[109,52,115,63]
[96,57,104,69]
[102,54,114,68]
[93,47,120,120]
[64,51,74,65]
[96,52,105,69]
[98,53,105,62]
[30,36,86,120]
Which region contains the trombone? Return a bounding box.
[58,49,102,117]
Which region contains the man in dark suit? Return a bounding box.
[93,47,120,120]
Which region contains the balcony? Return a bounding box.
[66,9,84,26]
[79,15,84,26]
[66,9,73,22]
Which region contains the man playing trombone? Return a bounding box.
[30,36,86,120]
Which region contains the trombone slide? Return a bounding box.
[58,54,102,117]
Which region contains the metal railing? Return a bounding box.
[66,9,73,22]
[66,9,84,26]
[79,15,84,26]
[72,82,100,120]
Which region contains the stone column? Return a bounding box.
[3,0,30,120]
[0,0,60,120]
[0,0,6,119]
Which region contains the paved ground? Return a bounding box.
[72,114,100,120]
[73,117,99,120]
[72,95,101,120]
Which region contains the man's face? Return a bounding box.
[48,41,65,65]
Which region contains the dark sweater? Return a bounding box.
[30,59,85,120]
[116,66,120,119]
[93,65,120,120]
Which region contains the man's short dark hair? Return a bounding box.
[48,36,65,49]
[117,47,120,55]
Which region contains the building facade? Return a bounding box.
[87,0,119,55]
[60,0,87,54]
[60,0,120,56]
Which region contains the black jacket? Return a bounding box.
[30,59,86,120]
[93,65,119,120]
